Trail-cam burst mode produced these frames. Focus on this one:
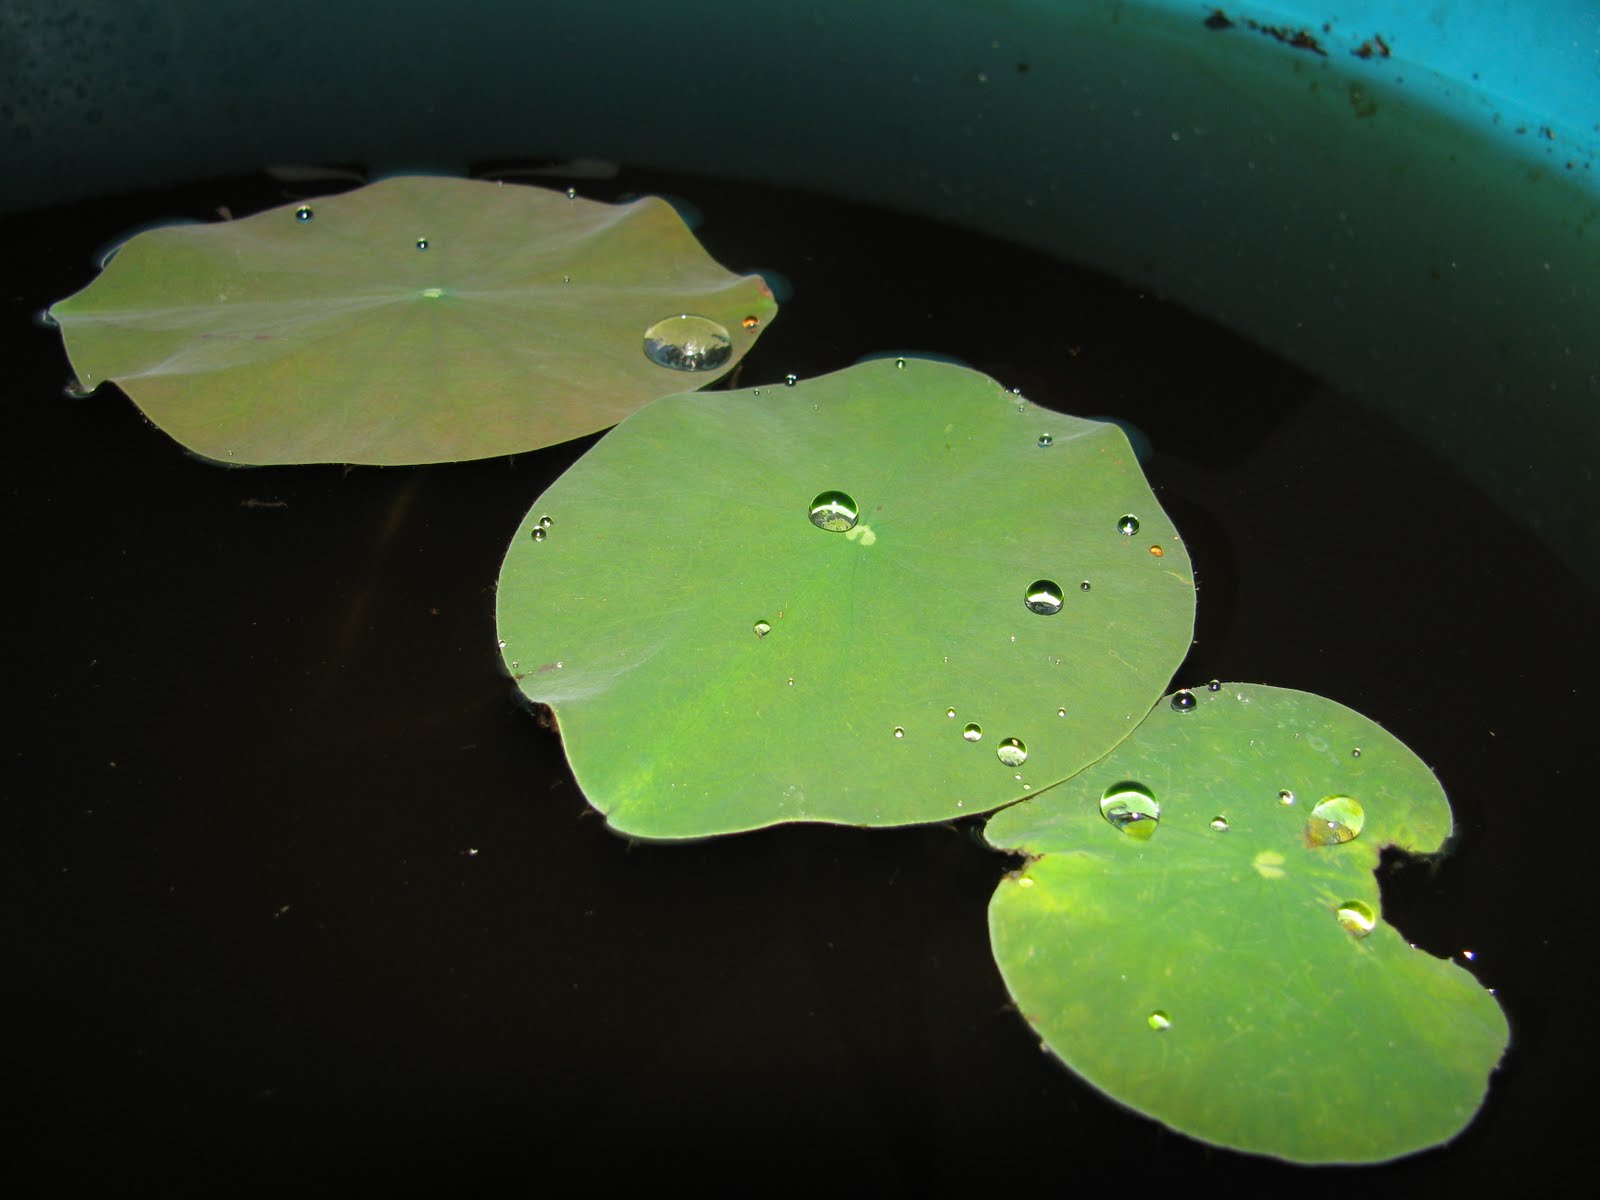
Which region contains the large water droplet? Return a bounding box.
[996,737,1027,767]
[1336,900,1376,937]
[1147,1011,1171,1031]
[808,490,859,532]
[642,314,733,372]
[1100,782,1160,840]
[753,621,771,638]
[1305,795,1365,846]
[1037,433,1053,447]
[1024,580,1063,615]
[1117,515,1141,536]
[962,723,983,742]
[1170,689,1196,712]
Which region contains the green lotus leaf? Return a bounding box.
[985,682,1509,1164]
[495,358,1195,838]
[48,176,776,465]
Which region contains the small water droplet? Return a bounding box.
[1206,679,1221,691]
[531,527,547,542]
[1147,1011,1171,1031]
[1101,782,1160,840]
[1278,789,1295,805]
[295,206,313,222]
[1336,900,1376,937]
[1148,544,1164,557]
[786,676,795,686]
[1351,747,1363,758]
[893,726,905,739]
[565,186,577,199]
[415,237,430,250]
[1305,795,1365,846]
[1117,515,1140,536]
[808,490,859,532]
[996,737,1028,767]
[562,274,571,284]
[538,515,553,529]
[1037,433,1053,447]
[642,314,733,372]
[895,357,906,369]
[1079,581,1091,591]
[63,375,96,399]
[1056,707,1067,718]
[962,723,983,742]
[1024,579,1063,615]
[420,287,444,299]
[1170,689,1196,712]
[946,707,957,718]
[753,621,772,638]
[741,314,759,329]
[1209,816,1230,832]
[784,374,798,386]
[496,639,507,650]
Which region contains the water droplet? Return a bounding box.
[895,357,906,369]
[1079,581,1091,591]
[1206,679,1221,691]
[295,206,313,222]
[1037,433,1054,447]
[946,707,957,718]
[496,639,507,650]
[893,726,905,739]
[415,237,430,250]
[63,376,96,399]
[753,621,772,638]
[562,274,571,284]
[1100,782,1160,840]
[1209,816,1230,832]
[741,314,760,329]
[642,314,733,372]
[565,187,577,199]
[1336,900,1376,937]
[786,676,795,686]
[1024,579,1063,615]
[1148,545,1164,557]
[1305,795,1365,846]
[1278,789,1295,805]
[1056,707,1067,718]
[1117,515,1140,536]
[33,308,60,330]
[538,515,553,529]
[962,723,983,742]
[531,527,547,542]
[784,374,798,386]
[996,738,1028,767]
[1170,689,1196,712]
[421,287,444,299]
[1351,747,1363,758]
[1147,1011,1171,1031]
[808,490,859,532]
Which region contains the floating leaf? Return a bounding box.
[985,683,1508,1163]
[495,359,1194,838]
[48,176,776,465]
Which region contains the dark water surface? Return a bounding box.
[4,168,1591,1193]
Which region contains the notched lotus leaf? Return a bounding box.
[495,358,1195,839]
[48,176,776,465]
[985,683,1509,1164]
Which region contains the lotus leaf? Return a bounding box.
[48,176,775,465]
[495,358,1195,838]
[984,682,1508,1163]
